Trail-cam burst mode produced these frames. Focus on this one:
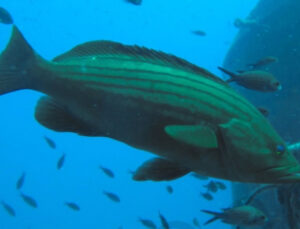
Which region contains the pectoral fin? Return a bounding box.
[35,96,101,136]
[164,124,218,148]
[133,157,190,181]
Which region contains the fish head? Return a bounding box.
[245,71,281,91]
[229,206,267,226]
[243,206,267,226]
[259,71,281,91]
[219,118,300,183]
[269,78,281,91]
[248,210,268,226]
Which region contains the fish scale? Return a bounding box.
[47,62,257,125]
[48,44,263,122]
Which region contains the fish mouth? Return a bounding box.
[256,164,300,183]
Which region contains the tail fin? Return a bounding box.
[0,25,35,95]
[218,66,237,83]
[201,209,221,225]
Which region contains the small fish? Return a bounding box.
[204,180,218,193]
[159,212,169,229]
[191,30,206,36]
[190,173,209,180]
[247,56,278,69]
[166,185,173,194]
[0,7,13,24]
[201,205,267,227]
[192,218,200,228]
[218,67,281,92]
[234,18,259,29]
[257,107,269,117]
[16,172,26,190]
[138,217,157,229]
[20,193,38,208]
[65,202,80,211]
[163,220,195,229]
[1,201,16,217]
[215,181,226,190]
[103,190,120,203]
[201,192,213,201]
[99,165,114,178]
[43,135,56,149]
[57,154,66,170]
[125,0,142,5]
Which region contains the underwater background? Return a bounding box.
[0,0,282,228]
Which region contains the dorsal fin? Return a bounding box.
[53,40,225,84]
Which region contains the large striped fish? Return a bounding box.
[1,26,300,183]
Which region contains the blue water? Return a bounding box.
[0,0,259,228]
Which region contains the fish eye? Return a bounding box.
[259,215,267,221]
[274,82,280,86]
[276,145,285,156]
[273,81,282,90]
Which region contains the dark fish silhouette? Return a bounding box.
[57,154,66,170]
[191,30,206,36]
[0,7,13,24]
[125,0,142,5]
[44,135,56,149]
[215,181,226,190]
[218,67,281,92]
[1,201,16,217]
[201,192,213,201]
[16,172,26,190]
[99,165,115,178]
[247,56,278,69]
[166,185,173,194]
[257,107,269,117]
[103,191,120,203]
[204,180,218,193]
[192,217,200,228]
[138,217,157,229]
[20,193,38,208]
[159,212,170,229]
[201,205,267,227]
[65,202,80,211]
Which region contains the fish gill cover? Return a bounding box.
[0,0,298,229]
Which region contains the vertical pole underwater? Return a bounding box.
[223,0,300,228]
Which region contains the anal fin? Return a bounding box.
[133,157,190,181]
[34,96,100,136]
